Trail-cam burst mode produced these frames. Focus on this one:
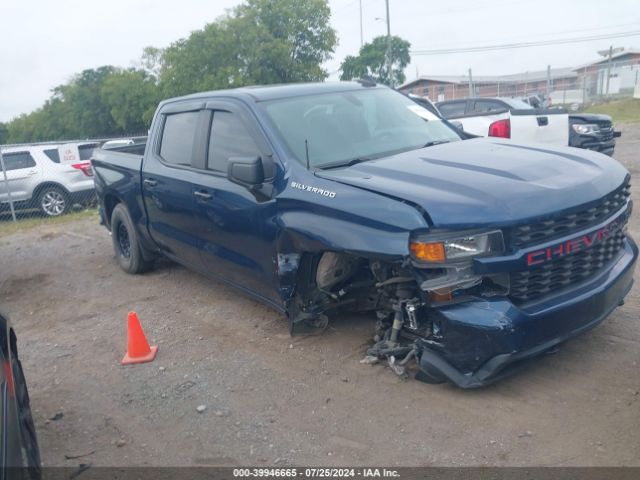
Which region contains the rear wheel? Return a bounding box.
[111,203,153,274]
[38,186,70,217]
[11,342,41,475]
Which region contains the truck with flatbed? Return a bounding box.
[92,82,637,388]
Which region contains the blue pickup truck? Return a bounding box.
[92,82,637,388]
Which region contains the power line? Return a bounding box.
[412,30,640,55]
[418,22,640,50]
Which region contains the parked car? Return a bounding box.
[0,311,41,476]
[0,142,96,217]
[92,82,636,388]
[569,112,621,156]
[436,97,569,146]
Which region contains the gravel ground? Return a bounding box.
[1,126,639,467]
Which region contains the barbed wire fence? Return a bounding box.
[0,135,146,225]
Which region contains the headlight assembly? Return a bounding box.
[409,230,507,298]
[572,124,599,135]
[410,230,504,263]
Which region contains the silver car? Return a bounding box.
[0,142,96,216]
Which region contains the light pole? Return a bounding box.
[375,1,392,86]
[359,0,363,48]
[385,0,392,87]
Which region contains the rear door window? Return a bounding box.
[437,101,467,119]
[159,111,199,166]
[1,151,36,171]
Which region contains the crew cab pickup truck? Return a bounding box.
[436,97,569,146]
[92,82,637,388]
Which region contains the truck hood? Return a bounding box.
[569,113,612,123]
[316,138,628,229]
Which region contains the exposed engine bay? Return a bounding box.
[289,251,510,383]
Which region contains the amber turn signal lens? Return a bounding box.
[429,290,453,302]
[410,241,446,262]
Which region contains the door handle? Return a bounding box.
[28,170,38,176]
[143,178,158,187]
[193,190,212,200]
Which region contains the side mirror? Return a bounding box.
[228,156,265,187]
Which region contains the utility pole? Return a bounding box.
[385,0,392,87]
[468,68,473,97]
[359,0,363,48]
[605,45,613,96]
[546,64,551,97]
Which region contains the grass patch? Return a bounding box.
[0,208,98,237]
[584,99,640,123]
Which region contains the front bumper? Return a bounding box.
[415,236,638,388]
[569,134,618,156]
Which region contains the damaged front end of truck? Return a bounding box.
[281,194,637,389]
[282,228,521,387]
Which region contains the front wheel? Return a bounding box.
[110,203,153,274]
[12,344,42,475]
[38,186,70,217]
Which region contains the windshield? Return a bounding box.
[261,87,462,169]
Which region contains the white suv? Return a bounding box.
[0,142,97,217]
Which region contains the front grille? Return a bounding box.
[596,121,614,141]
[507,179,631,249]
[510,229,627,303]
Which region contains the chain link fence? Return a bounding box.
[404,57,640,108]
[0,136,146,224]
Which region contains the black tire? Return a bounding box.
[37,186,70,217]
[111,203,153,274]
[11,344,42,477]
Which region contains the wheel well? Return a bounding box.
[33,182,70,201]
[103,194,122,228]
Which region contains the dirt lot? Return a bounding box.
[2,127,640,467]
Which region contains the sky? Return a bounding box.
[0,0,639,122]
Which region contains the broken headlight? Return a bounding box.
[409,230,508,297]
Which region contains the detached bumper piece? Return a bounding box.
[414,238,637,388]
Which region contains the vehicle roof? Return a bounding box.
[1,144,57,154]
[163,81,387,105]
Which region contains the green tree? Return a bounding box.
[101,69,160,132]
[0,122,8,144]
[159,0,337,97]
[61,66,118,137]
[340,35,411,87]
[3,0,337,143]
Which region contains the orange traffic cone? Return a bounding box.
[121,311,158,365]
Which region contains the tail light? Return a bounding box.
[488,119,510,138]
[72,161,93,177]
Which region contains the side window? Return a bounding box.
[437,102,466,119]
[471,100,506,114]
[207,111,261,173]
[2,152,36,171]
[44,148,60,163]
[159,111,199,166]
